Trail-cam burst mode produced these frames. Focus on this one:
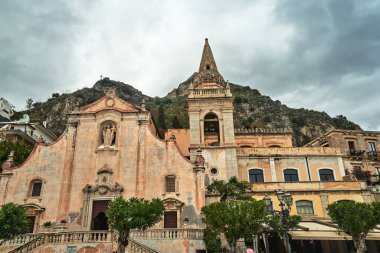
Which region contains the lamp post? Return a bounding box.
[263,190,294,253]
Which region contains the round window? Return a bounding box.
[210,168,218,175]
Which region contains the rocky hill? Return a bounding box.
[14,76,361,146]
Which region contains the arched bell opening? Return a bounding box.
[204,113,220,146]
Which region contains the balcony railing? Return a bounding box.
[347,150,380,160]
[367,151,380,160]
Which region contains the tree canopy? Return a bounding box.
[327,200,380,253]
[106,197,165,253]
[0,202,29,241]
[0,137,32,172]
[201,199,266,252]
[206,176,252,202]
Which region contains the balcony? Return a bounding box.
[367,151,380,161]
[347,149,365,160]
[347,150,380,161]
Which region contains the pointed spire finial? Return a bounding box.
[192,38,225,88]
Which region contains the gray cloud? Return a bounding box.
[0,0,379,130]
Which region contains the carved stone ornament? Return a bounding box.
[106,98,115,107]
[82,182,124,195]
[163,198,184,210]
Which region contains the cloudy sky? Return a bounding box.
[1,0,379,130]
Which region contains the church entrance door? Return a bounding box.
[26,216,36,233]
[164,211,177,228]
[91,200,110,230]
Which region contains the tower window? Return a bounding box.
[206,64,210,70]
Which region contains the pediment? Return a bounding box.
[80,90,141,113]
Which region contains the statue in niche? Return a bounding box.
[102,123,116,147]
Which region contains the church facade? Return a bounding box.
[1,39,380,252]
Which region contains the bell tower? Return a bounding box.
[187,39,237,178]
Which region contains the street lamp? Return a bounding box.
[263,190,294,253]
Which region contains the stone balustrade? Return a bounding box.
[1,233,43,246]
[45,230,113,244]
[130,229,204,240]
[189,88,231,98]
[237,147,341,156]
[2,231,113,247]
[235,127,292,134]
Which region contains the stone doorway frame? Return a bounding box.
[162,198,184,228]
[23,203,45,233]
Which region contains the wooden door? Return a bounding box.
[27,216,36,233]
[164,211,177,228]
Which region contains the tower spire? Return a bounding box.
[199,38,218,73]
[193,38,225,87]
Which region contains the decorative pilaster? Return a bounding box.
[136,118,148,197]
[320,193,329,218]
[193,148,205,210]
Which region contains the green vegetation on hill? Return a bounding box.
[14,76,361,146]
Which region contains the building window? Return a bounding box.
[296,200,314,215]
[368,142,376,152]
[29,180,42,197]
[348,141,355,150]
[165,175,176,193]
[283,169,299,182]
[319,169,335,182]
[249,169,264,183]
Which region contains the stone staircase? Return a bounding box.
[128,238,159,253]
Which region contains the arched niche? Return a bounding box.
[98,120,117,149]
